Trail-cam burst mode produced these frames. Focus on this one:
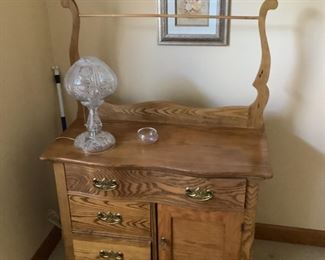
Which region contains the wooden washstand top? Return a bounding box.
[41,119,271,180]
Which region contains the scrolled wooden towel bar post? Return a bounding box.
[61,0,278,129]
[61,0,80,64]
[248,0,279,128]
[61,0,83,120]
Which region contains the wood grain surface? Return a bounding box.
[255,223,325,248]
[61,0,80,64]
[150,204,158,260]
[61,0,85,120]
[99,102,249,128]
[248,0,278,128]
[41,120,272,179]
[72,234,151,260]
[31,226,62,260]
[80,13,259,20]
[240,181,259,260]
[158,204,244,260]
[53,163,74,260]
[69,195,151,238]
[66,164,247,211]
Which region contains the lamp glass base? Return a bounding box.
[74,131,116,153]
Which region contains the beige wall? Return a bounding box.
[0,1,59,259]
[46,0,325,230]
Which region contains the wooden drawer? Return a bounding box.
[69,195,151,238]
[66,164,246,211]
[73,236,151,260]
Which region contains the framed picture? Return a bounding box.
[158,0,231,46]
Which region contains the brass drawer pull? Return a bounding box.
[97,212,122,225]
[99,250,123,259]
[93,178,118,191]
[185,187,214,202]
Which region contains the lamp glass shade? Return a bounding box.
[64,56,117,153]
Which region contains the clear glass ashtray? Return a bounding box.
[137,127,159,144]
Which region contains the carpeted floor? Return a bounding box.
[50,239,325,260]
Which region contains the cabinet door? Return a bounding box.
[158,204,244,260]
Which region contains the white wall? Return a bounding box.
[0,1,59,259]
[47,0,325,230]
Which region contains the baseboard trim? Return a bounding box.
[255,223,325,248]
[32,223,325,259]
[31,226,62,260]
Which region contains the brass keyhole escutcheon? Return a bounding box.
[160,236,168,248]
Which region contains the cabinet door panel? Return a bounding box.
[158,204,244,260]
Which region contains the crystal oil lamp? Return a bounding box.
[64,57,117,153]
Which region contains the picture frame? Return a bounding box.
[158,0,231,46]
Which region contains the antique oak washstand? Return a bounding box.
[41,0,278,259]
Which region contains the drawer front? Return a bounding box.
[69,195,151,238]
[66,164,246,211]
[73,236,151,260]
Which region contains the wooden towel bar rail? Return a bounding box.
[79,14,259,20]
